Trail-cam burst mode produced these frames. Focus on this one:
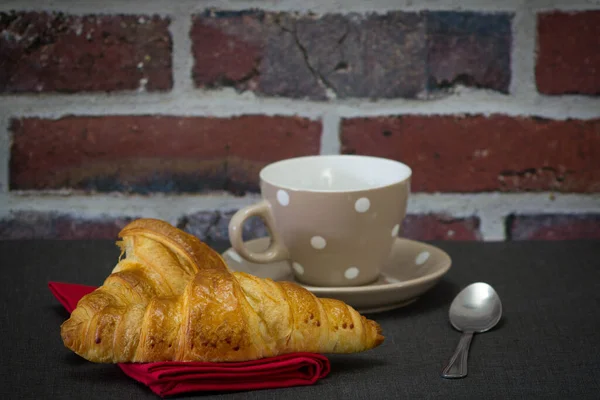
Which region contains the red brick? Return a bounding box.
[10,115,321,194]
[507,214,600,240]
[401,214,481,241]
[536,11,600,95]
[0,12,172,93]
[341,115,600,193]
[0,212,136,239]
[191,10,427,99]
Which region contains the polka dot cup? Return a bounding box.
[228,155,412,287]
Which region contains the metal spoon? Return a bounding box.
[442,282,502,379]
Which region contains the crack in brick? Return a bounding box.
[499,168,538,178]
[274,18,338,99]
[207,57,261,89]
[0,12,21,28]
[236,61,261,85]
[437,217,476,226]
[293,30,339,98]
[332,22,351,73]
[499,167,574,185]
[337,24,350,45]
[430,73,480,91]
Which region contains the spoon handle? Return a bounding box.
[442,331,474,379]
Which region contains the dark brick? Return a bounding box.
[427,11,512,36]
[341,115,600,193]
[536,11,600,95]
[0,211,136,239]
[177,210,268,245]
[177,210,479,244]
[401,214,482,241]
[0,12,172,93]
[9,115,321,194]
[507,214,600,240]
[191,10,427,99]
[427,12,513,93]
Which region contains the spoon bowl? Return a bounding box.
[449,282,502,333]
[442,282,502,379]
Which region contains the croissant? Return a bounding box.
[61,218,384,363]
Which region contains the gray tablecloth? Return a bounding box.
[1,239,599,399]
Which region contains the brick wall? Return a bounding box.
[1,1,599,242]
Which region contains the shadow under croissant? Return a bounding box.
[63,352,89,366]
[64,357,132,382]
[62,358,158,396]
[327,355,389,374]
[50,305,70,319]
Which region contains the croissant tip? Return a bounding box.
[375,321,382,334]
[60,321,79,354]
[370,319,385,347]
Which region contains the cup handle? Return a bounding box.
[228,200,289,264]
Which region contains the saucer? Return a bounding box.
[222,237,452,314]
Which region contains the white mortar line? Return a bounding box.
[407,193,600,216]
[0,91,325,119]
[532,0,600,11]
[478,212,507,241]
[1,193,263,223]
[0,116,9,194]
[320,113,341,155]
[3,192,599,217]
[509,6,537,101]
[1,0,599,14]
[333,90,600,119]
[2,90,599,120]
[169,9,194,95]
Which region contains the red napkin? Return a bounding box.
[49,281,330,397]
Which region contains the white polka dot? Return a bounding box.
[344,267,360,280]
[277,190,290,206]
[391,224,400,237]
[292,262,304,275]
[355,197,370,213]
[227,250,243,263]
[415,251,430,265]
[310,236,327,249]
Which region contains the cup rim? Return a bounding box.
[259,155,412,193]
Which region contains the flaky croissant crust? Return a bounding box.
[61,218,384,363]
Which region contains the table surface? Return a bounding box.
[1,239,600,400]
